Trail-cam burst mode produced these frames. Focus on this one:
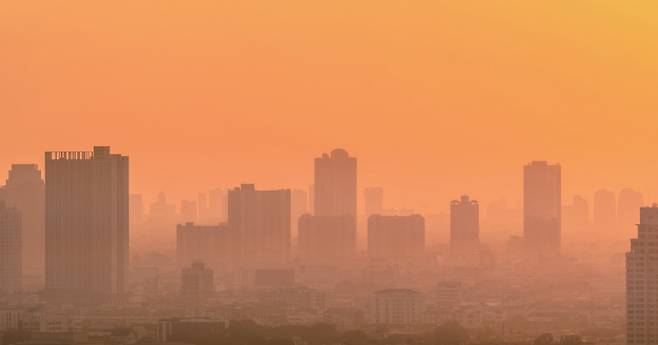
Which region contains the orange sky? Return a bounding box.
[1,0,657,212]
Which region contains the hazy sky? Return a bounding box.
[2,1,657,212]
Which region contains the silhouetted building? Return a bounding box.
[314,149,357,217]
[367,214,425,261]
[0,164,44,278]
[0,202,22,294]
[176,222,231,272]
[627,205,658,345]
[523,161,561,254]
[364,187,384,216]
[298,214,356,264]
[619,188,644,239]
[147,192,178,237]
[179,200,198,223]
[594,189,617,237]
[45,146,129,302]
[228,184,291,267]
[368,289,423,326]
[181,262,214,303]
[450,195,480,262]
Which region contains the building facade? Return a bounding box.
[367,214,425,261]
[450,195,480,262]
[0,202,22,294]
[523,161,561,254]
[44,146,129,302]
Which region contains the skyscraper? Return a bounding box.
[228,184,291,267]
[364,187,384,216]
[367,214,425,261]
[312,149,357,256]
[0,164,44,278]
[523,161,561,254]
[0,202,22,294]
[45,146,129,302]
[314,149,357,217]
[627,205,658,345]
[593,189,617,236]
[176,222,231,272]
[181,262,214,304]
[450,195,480,261]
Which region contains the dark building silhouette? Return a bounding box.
[176,222,231,272]
[364,187,384,216]
[523,161,561,254]
[298,214,356,264]
[45,146,129,302]
[180,262,214,303]
[228,184,291,267]
[367,214,425,261]
[313,149,357,257]
[627,205,658,345]
[0,202,22,294]
[0,164,44,278]
[450,195,480,262]
[593,189,617,236]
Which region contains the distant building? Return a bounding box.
[176,222,231,272]
[157,318,225,344]
[298,214,356,264]
[434,281,462,309]
[523,161,561,254]
[314,148,357,217]
[364,187,384,216]
[179,200,198,223]
[450,195,480,263]
[0,202,22,294]
[367,214,425,261]
[368,289,423,325]
[627,205,658,345]
[0,164,44,278]
[199,188,227,223]
[45,146,129,302]
[593,189,617,235]
[228,184,291,267]
[181,262,214,303]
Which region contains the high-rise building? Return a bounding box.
[314,149,357,217]
[176,222,231,272]
[367,214,425,261]
[0,202,22,294]
[626,205,658,345]
[298,214,356,264]
[619,188,645,239]
[523,161,561,254]
[313,149,357,256]
[450,195,480,261]
[44,146,129,302]
[593,189,617,236]
[228,184,290,267]
[364,187,384,216]
[0,164,44,278]
[180,200,198,223]
[180,262,214,304]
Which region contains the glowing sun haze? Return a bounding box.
[1,0,657,211]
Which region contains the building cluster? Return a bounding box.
[0,147,647,345]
